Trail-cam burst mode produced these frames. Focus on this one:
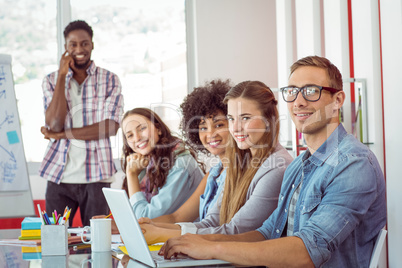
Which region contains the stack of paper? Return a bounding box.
[19,217,43,260]
[19,217,43,240]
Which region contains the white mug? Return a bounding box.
[80,218,111,252]
[81,252,112,268]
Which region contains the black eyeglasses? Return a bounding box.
[280,85,341,102]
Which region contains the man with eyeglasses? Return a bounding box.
[161,56,386,267]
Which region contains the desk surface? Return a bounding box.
[0,244,253,268]
[0,244,122,267]
[0,230,259,268]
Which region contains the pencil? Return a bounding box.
[105,213,112,218]
[72,244,91,251]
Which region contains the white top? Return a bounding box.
[62,79,114,184]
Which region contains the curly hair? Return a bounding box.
[64,20,93,39]
[179,79,232,155]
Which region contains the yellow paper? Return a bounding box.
[21,246,41,253]
[21,229,41,237]
[119,244,163,255]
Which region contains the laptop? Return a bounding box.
[102,188,231,267]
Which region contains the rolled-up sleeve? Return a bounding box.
[42,74,55,112]
[295,155,380,267]
[103,73,123,123]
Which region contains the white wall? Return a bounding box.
[323,0,352,135]
[351,0,384,170]
[189,0,278,87]
[380,0,402,266]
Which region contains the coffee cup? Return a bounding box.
[81,252,112,268]
[80,218,111,252]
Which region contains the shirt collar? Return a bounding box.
[86,61,96,75]
[66,61,96,78]
[209,160,223,177]
[305,124,347,166]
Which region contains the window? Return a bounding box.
[0,0,187,162]
[0,0,57,162]
[70,0,188,158]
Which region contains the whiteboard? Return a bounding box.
[0,54,35,218]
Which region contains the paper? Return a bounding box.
[0,238,40,246]
[112,234,122,243]
[67,227,84,235]
[119,243,163,255]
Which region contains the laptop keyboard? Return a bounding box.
[151,251,166,262]
[151,250,191,263]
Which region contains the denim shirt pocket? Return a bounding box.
[301,194,322,215]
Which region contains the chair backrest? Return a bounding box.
[369,228,387,268]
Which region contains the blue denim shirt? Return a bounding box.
[199,161,226,221]
[257,124,386,267]
[130,153,204,219]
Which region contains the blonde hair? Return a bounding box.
[219,81,279,224]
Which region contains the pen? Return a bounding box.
[41,213,47,225]
[105,213,112,219]
[37,204,45,225]
[59,216,66,225]
[43,211,51,225]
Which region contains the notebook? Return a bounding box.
[102,188,231,267]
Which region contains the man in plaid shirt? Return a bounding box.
[39,20,124,226]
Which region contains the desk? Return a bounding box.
[0,245,243,268]
[0,244,122,267]
[0,230,260,268]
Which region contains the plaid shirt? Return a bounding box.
[39,62,124,183]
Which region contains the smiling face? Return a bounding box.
[227,97,267,156]
[122,114,161,156]
[287,66,344,140]
[64,29,93,69]
[198,111,230,158]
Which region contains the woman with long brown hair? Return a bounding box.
[121,107,204,219]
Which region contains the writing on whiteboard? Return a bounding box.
[0,144,17,184]
[0,66,5,87]
[0,111,14,129]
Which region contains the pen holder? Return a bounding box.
[41,224,68,256]
[42,255,68,268]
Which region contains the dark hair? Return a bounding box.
[121,108,184,195]
[64,20,93,39]
[179,79,232,155]
[290,55,343,91]
[220,80,279,224]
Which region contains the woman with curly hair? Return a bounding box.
[120,107,204,219]
[140,80,293,245]
[146,79,233,224]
